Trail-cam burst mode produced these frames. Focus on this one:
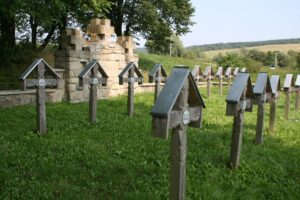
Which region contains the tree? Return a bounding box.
[146,33,185,56]
[108,0,195,45]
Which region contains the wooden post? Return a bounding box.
[296,90,300,111]
[255,103,264,144]
[154,69,161,102]
[284,91,291,119]
[219,76,223,95]
[207,75,211,98]
[127,67,134,117]
[170,79,188,200]
[37,63,47,134]
[269,98,276,133]
[89,65,98,123]
[229,110,244,169]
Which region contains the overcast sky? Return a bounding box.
[138,0,300,47]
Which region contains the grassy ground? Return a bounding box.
[0,86,299,199]
[203,43,300,59]
[138,53,214,72]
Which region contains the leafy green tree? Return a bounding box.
[108,0,195,46]
[145,33,185,56]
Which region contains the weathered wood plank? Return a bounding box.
[170,79,188,200]
[255,103,264,144]
[284,91,291,119]
[229,111,244,169]
[37,62,47,134]
[269,99,276,133]
[127,67,134,117]
[89,65,98,123]
[154,69,161,102]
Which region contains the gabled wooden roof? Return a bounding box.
[151,66,205,118]
[78,59,108,79]
[216,66,224,77]
[148,64,167,83]
[192,65,203,76]
[270,75,280,94]
[295,75,300,87]
[225,67,232,77]
[203,66,214,76]
[283,74,294,89]
[19,58,61,80]
[226,72,253,103]
[253,72,271,95]
[233,67,239,76]
[118,62,143,78]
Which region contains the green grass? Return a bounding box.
[0,87,300,199]
[138,53,215,73]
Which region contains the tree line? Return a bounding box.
[0,0,195,67]
[214,49,300,72]
[187,38,300,52]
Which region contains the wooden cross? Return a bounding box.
[225,67,232,88]
[148,64,167,102]
[78,60,108,123]
[226,72,253,169]
[118,62,143,117]
[203,66,214,98]
[294,75,300,111]
[283,74,294,120]
[19,58,61,134]
[240,67,247,72]
[253,72,272,144]
[269,75,280,133]
[151,67,205,200]
[216,66,224,95]
[191,65,203,85]
[233,67,239,78]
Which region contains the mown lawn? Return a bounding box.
[0,86,299,199]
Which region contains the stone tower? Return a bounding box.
[55,18,139,102]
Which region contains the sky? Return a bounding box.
[139,0,300,47]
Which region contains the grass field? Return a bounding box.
[138,53,214,72]
[0,86,299,199]
[204,43,300,59]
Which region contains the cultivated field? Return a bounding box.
[204,43,300,59]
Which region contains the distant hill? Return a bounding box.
[187,38,300,52]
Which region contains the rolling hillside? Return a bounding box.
[203,43,300,59]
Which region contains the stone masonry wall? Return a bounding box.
[55,18,140,103]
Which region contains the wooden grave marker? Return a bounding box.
[226,72,254,169]
[203,66,214,98]
[294,75,300,111]
[150,66,205,200]
[225,67,232,88]
[253,72,272,144]
[233,67,239,78]
[78,60,108,123]
[216,66,224,95]
[269,75,280,132]
[283,74,295,119]
[118,62,143,117]
[191,65,203,85]
[19,58,61,134]
[148,64,168,102]
[240,67,247,72]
